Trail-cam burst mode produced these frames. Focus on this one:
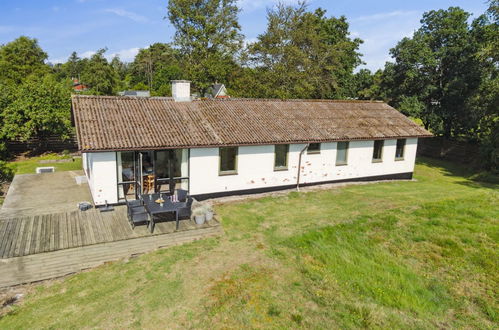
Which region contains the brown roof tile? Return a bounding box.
[72,95,432,152]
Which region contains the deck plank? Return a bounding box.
[29,216,39,255]
[0,220,13,258]
[6,218,21,258]
[12,217,26,257]
[19,217,33,257]
[0,220,10,248]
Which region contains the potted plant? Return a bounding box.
[192,207,205,225]
[203,203,214,221]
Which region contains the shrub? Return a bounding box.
[0,160,14,182]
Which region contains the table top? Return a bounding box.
[142,193,184,215]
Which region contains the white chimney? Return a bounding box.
[171,80,191,102]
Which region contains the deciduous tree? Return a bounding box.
[167,0,243,94]
[243,2,362,99]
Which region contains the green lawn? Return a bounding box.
[7,153,82,175]
[0,157,497,328]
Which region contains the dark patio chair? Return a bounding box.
[175,197,194,230]
[175,189,188,203]
[125,195,149,229]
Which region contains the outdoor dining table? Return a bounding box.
[142,193,184,232]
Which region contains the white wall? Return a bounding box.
[84,152,118,205]
[189,138,417,195]
[82,138,418,203]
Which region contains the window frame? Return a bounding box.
[372,140,384,163]
[335,141,349,166]
[307,143,321,154]
[395,139,406,161]
[219,146,238,176]
[274,144,289,171]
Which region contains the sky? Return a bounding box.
[0,0,489,72]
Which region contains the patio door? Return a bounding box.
[117,149,189,202]
[154,149,189,194]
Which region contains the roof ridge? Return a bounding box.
[71,94,384,103]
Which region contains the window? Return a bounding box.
[274,144,289,171]
[307,143,321,154]
[336,141,349,165]
[372,140,384,162]
[219,147,238,175]
[395,139,406,160]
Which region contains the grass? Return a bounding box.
[6,152,82,175]
[0,157,497,328]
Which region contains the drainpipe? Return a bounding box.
[296,143,309,191]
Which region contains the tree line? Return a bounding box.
[0,0,497,174]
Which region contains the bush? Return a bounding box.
[0,160,14,183]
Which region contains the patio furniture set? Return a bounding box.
[125,189,193,232]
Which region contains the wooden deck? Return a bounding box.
[0,206,221,259]
[0,225,222,288]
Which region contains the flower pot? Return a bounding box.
[194,214,205,225]
[205,211,214,221]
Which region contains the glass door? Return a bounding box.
[155,150,171,193]
[138,151,154,194]
[117,151,137,201]
[154,149,189,194]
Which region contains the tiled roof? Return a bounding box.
[72,95,432,152]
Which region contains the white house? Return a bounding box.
[72,81,432,206]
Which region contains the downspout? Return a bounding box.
[296,143,309,191]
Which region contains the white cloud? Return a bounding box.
[49,47,142,64]
[351,10,420,22]
[104,8,148,23]
[80,50,97,58]
[352,10,422,71]
[237,0,301,12]
[0,26,14,34]
[108,47,141,62]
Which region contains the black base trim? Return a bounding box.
[192,172,413,201]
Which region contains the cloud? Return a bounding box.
[80,50,97,58]
[49,50,96,64]
[108,47,141,62]
[49,47,142,64]
[351,10,420,22]
[103,8,148,23]
[237,0,301,12]
[0,26,14,34]
[351,10,422,71]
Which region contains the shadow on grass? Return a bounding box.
[416,156,499,190]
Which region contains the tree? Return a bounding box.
[129,43,182,93]
[1,75,72,145]
[167,0,243,94]
[242,2,362,99]
[384,7,482,136]
[0,36,50,84]
[66,52,84,79]
[80,49,118,95]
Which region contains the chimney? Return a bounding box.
[171,80,191,102]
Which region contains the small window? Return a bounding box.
[219,147,238,175]
[336,141,349,165]
[307,143,321,154]
[274,144,289,171]
[372,140,384,162]
[395,139,406,160]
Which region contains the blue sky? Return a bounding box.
[0,0,489,71]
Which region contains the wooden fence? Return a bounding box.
[5,135,78,154]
